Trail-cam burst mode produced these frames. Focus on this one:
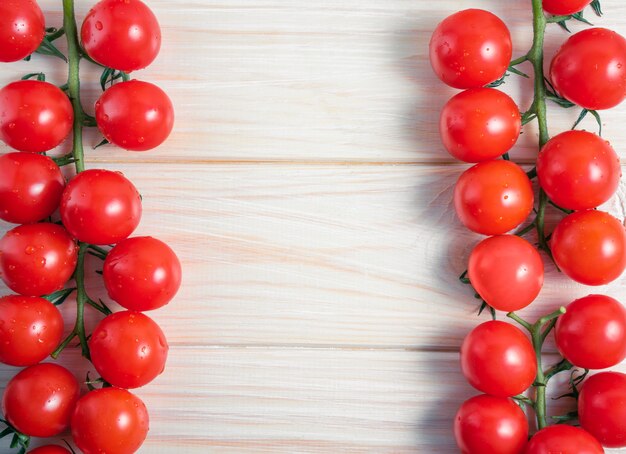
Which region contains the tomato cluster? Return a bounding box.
[0,0,180,453]
[431,3,626,453]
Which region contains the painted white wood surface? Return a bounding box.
[0,0,626,452]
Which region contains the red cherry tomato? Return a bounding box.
[0,0,45,62]
[81,0,161,72]
[0,295,63,366]
[0,152,65,224]
[430,9,512,89]
[89,311,169,389]
[2,363,79,437]
[461,321,537,397]
[524,425,604,454]
[543,0,593,15]
[555,295,626,369]
[28,446,72,454]
[0,80,73,152]
[551,210,626,286]
[60,169,142,245]
[95,80,174,152]
[537,131,621,210]
[550,28,626,110]
[454,160,534,235]
[579,372,626,448]
[440,88,521,162]
[103,236,182,311]
[0,223,78,296]
[454,394,528,454]
[468,235,543,312]
[71,387,149,454]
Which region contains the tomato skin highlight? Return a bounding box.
[551,210,626,286]
[81,0,161,72]
[429,9,512,89]
[460,321,537,397]
[440,88,521,162]
[0,80,73,153]
[542,0,593,15]
[524,425,604,454]
[579,372,626,448]
[537,130,621,210]
[0,295,63,367]
[60,169,142,245]
[2,363,79,437]
[71,387,149,454]
[468,235,543,312]
[28,446,72,454]
[89,311,169,389]
[550,28,626,110]
[0,223,78,297]
[454,160,534,235]
[0,0,45,62]
[103,236,182,311]
[454,394,528,454]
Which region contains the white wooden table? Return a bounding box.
[2,1,626,452]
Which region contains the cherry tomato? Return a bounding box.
[0,80,73,153]
[461,321,537,397]
[89,311,168,389]
[103,236,182,311]
[95,80,174,152]
[468,235,543,312]
[524,425,604,454]
[0,152,65,224]
[71,387,149,454]
[543,0,593,15]
[454,160,534,235]
[550,28,626,110]
[551,210,626,286]
[537,131,621,210]
[28,446,72,454]
[430,9,512,89]
[60,169,142,245]
[440,88,521,162]
[454,394,528,454]
[2,363,79,437]
[0,223,78,296]
[579,372,626,448]
[81,0,161,72]
[0,0,45,62]
[555,295,626,369]
[0,295,63,366]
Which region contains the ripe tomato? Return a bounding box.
[60,169,142,245]
[103,236,182,311]
[95,80,174,152]
[454,394,528,454]
[0,80,73,153]
[579,372,626,448]
[454,160,534,235]
[0,152,65,224]
[440,88,521,162]
[0,295,63,366]
[0,0,45,62]
[524,425,604,454]
[0,223,78,296]
[71,387,149,454]
[555,295,626,369]
[28,446,72,454]
[468,235,543,312]
[551,210,626,286]
[430,9,512,89]
[81,0,161,72]
[543,0,593,15]
[89,311,168,389]
[460,321,537,397]
[537,131,621,210]
[550,28,626,110]
[2,363,79,437]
